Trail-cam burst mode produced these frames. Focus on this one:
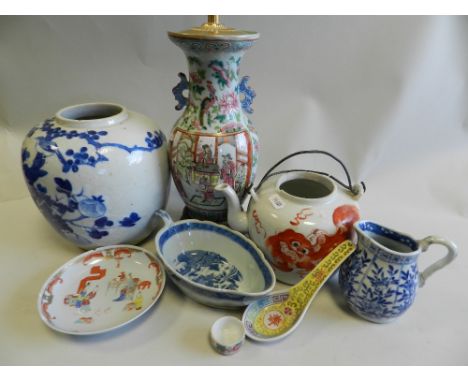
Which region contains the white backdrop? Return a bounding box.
[1,16,467,365]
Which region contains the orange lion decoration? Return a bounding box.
[265,205,359,273]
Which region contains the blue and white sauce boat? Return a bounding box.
[339,220,457,323]
[154,210,276,309]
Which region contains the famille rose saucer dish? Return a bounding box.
[38,245,165,335]
[154,210,276,309]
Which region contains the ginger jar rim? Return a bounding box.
[54,102,129,129]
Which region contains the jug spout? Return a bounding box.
[215,183,248,233]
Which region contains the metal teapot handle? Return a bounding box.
[252,150,366,197]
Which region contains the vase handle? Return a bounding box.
[172,73,189,110]
[418,236,457,287]
[239,76,256,114]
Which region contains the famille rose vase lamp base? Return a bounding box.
[168,15,260,222]
[21,103,170,249]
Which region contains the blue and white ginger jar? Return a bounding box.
[21,103,170,249]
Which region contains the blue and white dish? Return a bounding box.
[154,210,276,309]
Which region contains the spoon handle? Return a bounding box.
[287,240,356,312]
[248,240,356,339]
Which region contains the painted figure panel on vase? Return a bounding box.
[169,128,255,217]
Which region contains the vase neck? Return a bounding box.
[180,52,250,132]
[186,52,243,106]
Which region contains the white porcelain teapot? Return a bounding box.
[216,150,365,285]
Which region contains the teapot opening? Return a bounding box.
[279,174,334,199]
[55,103,129,129]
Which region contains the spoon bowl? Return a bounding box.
[242,240,356,342]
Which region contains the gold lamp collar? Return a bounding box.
[168,15,259,41]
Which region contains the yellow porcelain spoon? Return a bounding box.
[242,240,355,342]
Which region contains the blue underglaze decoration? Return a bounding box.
[24,175,112,243]
[175,250,243,290]
[238,75,255,114]
[159,222,274,299]
[169,276,245,302]
[78,195,106,218]
[21,163,145,245]
[22,149,47,185]
[172,72,189,110]
[339,222,421,322]
[340,250,418,321]
[357,221,418,252]
[21,118,164,244]
[26,118,164,175]
[119,212,141,227]
[169,37,256,53]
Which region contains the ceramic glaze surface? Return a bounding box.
[243,240,355,342]
[339,221,457,323]
[210,341,243,356]
[21,103,170,249]
[38,245,165,335]
[219,170,362,285]
[175,250,243,290]
[154,211,275,308]
[168,35,259,221]
[210,316,245,356]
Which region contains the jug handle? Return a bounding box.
[172,73,189,110]
[252,150,366,198]
[418,236,458,287]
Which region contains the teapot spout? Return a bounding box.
[215,183,248,233]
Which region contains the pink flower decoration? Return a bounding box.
[219,92,239,114]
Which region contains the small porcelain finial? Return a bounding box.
[351,182,366,199]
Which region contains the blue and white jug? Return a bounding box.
[339,220,457,323]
